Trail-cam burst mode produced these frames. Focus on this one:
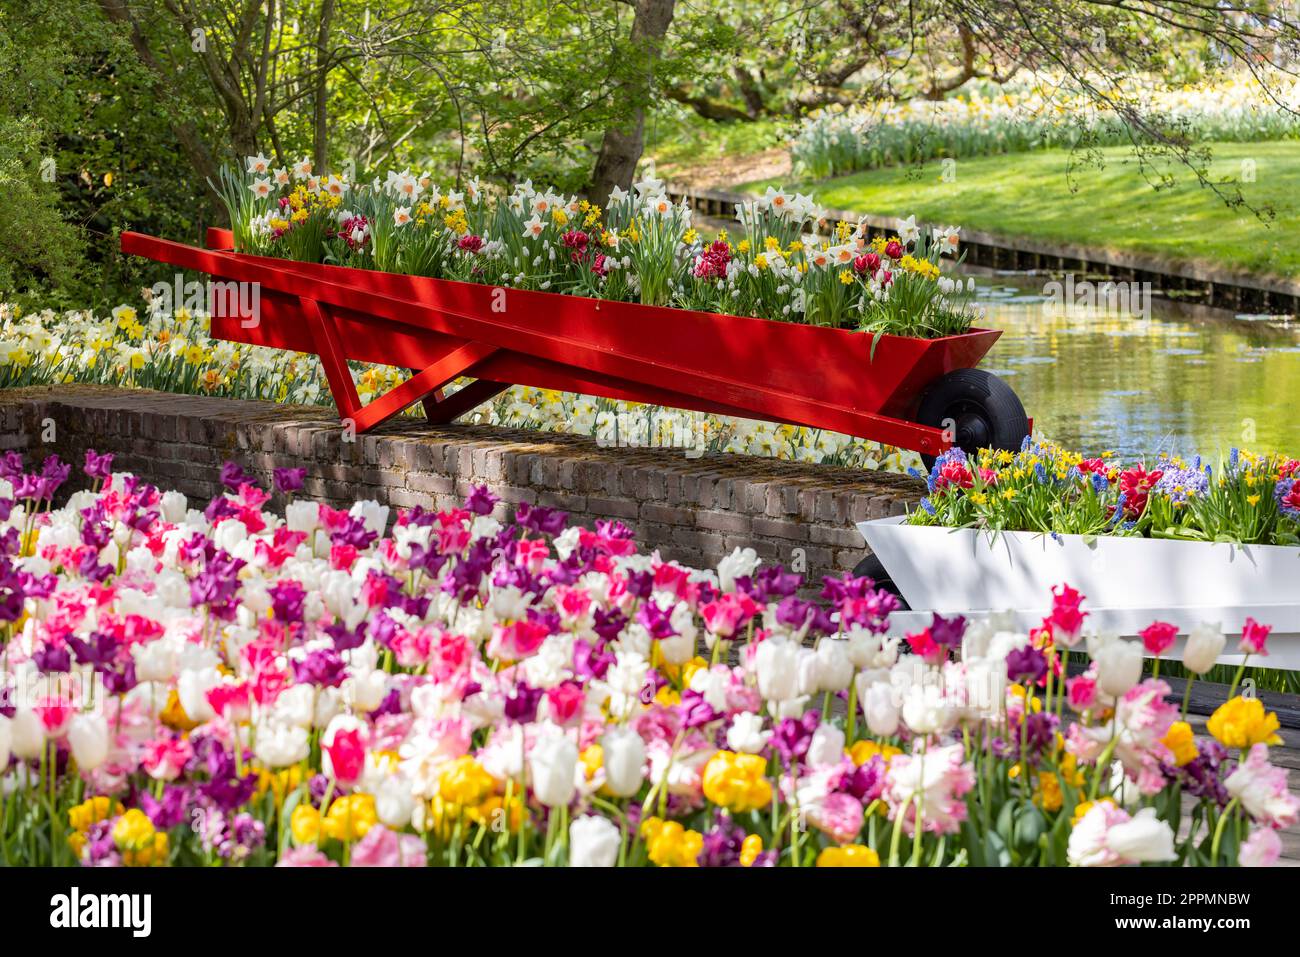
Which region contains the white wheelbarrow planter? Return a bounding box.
[858,516,1300,671]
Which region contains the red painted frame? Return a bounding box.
[121,228,1011,456]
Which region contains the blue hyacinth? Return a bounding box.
[1154,464,1210,505]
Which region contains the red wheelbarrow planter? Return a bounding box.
[120,227,1030,459]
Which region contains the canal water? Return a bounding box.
[973,274,1300,460]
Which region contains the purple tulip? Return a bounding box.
[464,485,499,516]
[83,449,115,481]
[273,467,306,495]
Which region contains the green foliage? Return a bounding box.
[0,8,86,297]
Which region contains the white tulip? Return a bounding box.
[349,500,389,536]
[754,637,799,702]
[1106,808,1177,863]
[1094,640,1143,699]
[373,773,416,829]
[901,684,951,735]
[569,814,620,867]
[726,711,772,754]
[846,627,899,670]
[132,637,181,683]
[716,547,759,592]
[1183,622,1226,675]
[806,723,845,768]
[254,720,309,768]
[284,500,319,534]
[313,687,342,728]
[529,733,578,808]
[176,666,221,724]
[860,678,899,738]
[160,490,187,523]
[1085,630,1119,659]
[345,669,390,713]
[67,713,110,771]
[275,684,317,728]
[212,518,248,553]
[657,631,695,666]
[10,708,44,759]
[814,638,854,692]
[599,726,646,798]
[795,647,821,697]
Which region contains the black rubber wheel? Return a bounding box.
[916,367,1029,470]
[851,552,910,610]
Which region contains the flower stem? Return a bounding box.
[846,674,859,743]
[1227,656,1250,699]
[1210,797,1241,864]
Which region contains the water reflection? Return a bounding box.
[973,275,1300,459]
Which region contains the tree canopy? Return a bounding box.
[1,0,1297,302]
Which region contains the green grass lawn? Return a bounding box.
[743,142,1300,278]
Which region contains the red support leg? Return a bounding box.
[302,298,360,419]
[348,341,499,432]
[302,296,504,433]
[420,379,511,424]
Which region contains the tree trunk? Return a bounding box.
[588,0,676,207]
[313,0,336,174]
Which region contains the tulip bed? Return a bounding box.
[0,450,1293,867]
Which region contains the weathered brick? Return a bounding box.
[811,524,866,548]
[585,495,640,520]
[752,516,809,542]
[724,535,780,561]
[407,472,456,496]
[670,527,724,553]
[695,510,751,535]
[537,490,587,511]
[640,502,696,526]
[0,386,925,592]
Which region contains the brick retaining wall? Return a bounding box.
[0,386,924,585]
